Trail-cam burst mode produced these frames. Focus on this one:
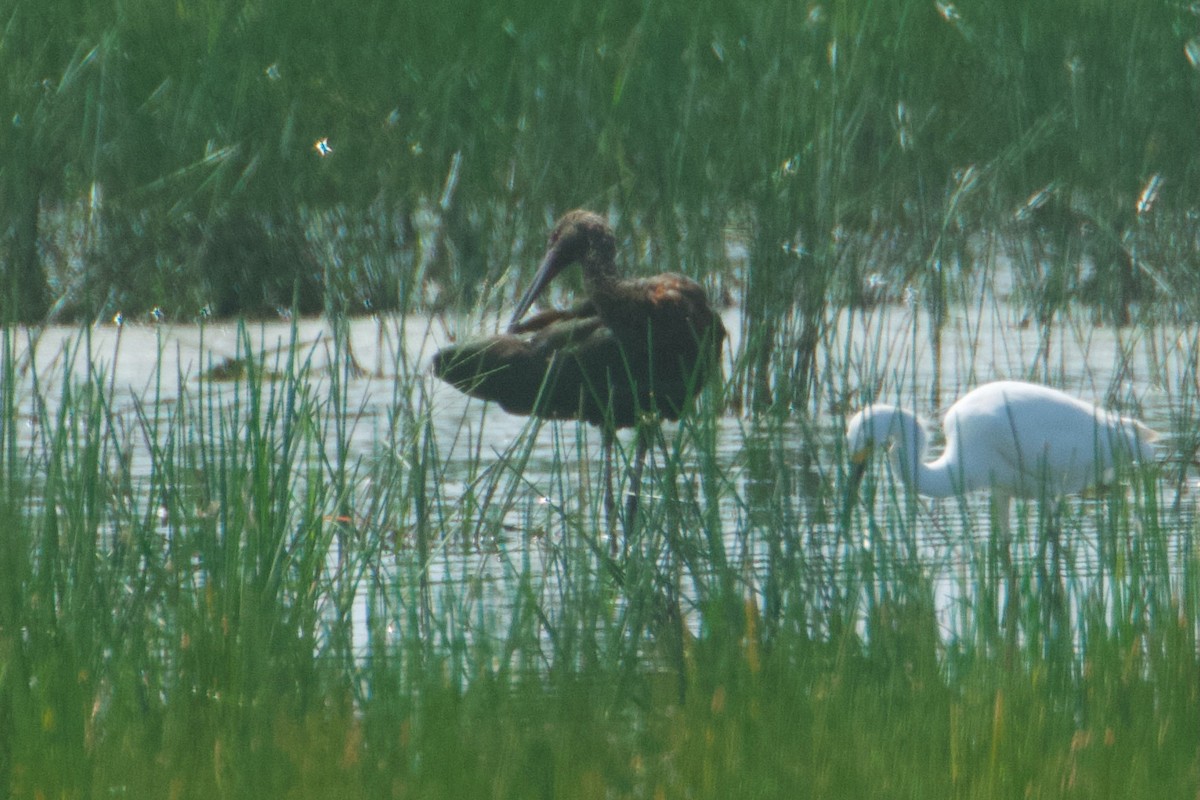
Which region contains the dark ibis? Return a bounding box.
[432,209,726,550]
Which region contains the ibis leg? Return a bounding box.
[623,425,651,541]
[602,428,617,551]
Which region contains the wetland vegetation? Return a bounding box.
[2,0,1199,796]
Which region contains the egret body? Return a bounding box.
[845,380,1158,530]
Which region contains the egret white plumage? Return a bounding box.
[845,380,1158,531]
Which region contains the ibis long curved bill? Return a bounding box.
[510,237,570,329]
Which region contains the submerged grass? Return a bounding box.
[0,308,1195,797]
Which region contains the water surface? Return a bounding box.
[7,302,1193,650]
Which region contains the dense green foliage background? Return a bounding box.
[4,0,1200,323]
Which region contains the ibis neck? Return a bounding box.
[581,252,623,306]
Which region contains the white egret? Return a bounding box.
[844,380,1158,532]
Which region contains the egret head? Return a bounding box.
[846,406,885,500]
[844,404,927,501]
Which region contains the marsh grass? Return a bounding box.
[0,305,1195,797]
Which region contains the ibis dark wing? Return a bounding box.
[508,299,597,334]
[433,311,717,429]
